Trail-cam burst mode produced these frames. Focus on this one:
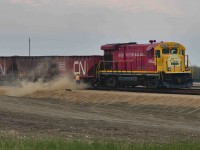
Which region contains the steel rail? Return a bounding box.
[87,86,200,95]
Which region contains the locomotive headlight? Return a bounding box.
[185,67,189,71]
[168,67,171,71]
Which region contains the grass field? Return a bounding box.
[0,136,200,150]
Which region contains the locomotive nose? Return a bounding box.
[166,57,181,72]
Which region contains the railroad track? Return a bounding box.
[88,86,200,95]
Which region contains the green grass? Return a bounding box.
[0,136,200,150]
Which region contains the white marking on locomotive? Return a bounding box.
[168,55,181,67]
[74,61,86,76]
[118,52,145,58]
[148,59,155,64]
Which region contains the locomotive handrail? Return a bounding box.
[97,57,156,73]
[187,58,194,79]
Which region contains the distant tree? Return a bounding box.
[191,66,200,82]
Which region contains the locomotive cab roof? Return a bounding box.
[101,42,137,50]
[101,41,186,52]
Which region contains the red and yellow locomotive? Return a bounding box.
[97,40,193,88]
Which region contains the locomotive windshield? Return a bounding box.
[162,49,169,54]
[170,49,178,54]
[162,48,178,54]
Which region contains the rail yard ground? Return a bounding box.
[0,81,200,149]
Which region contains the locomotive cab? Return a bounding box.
[153,42,193,88]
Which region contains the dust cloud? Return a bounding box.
[2,76,88,97]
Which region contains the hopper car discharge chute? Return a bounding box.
[96,41,193,88]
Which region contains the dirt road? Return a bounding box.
[0,89,200,143]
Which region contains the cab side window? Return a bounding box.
[162,49,169,54]
[155,50,160,58]
[180,50,185,55]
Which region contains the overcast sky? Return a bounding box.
[0,0,200,65]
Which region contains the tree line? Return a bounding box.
[191,66,200,82]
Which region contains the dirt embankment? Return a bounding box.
[0,77,87,97]
[26,90,200,108]
[0,79,200,142]
[0,79,199,109]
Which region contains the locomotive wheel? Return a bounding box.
[106,77,117,87]
[146,77,159,89]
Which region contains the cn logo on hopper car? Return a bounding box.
[74,61,87,76]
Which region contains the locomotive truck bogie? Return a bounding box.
[159,72,193,88]
[98,73,160,88]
